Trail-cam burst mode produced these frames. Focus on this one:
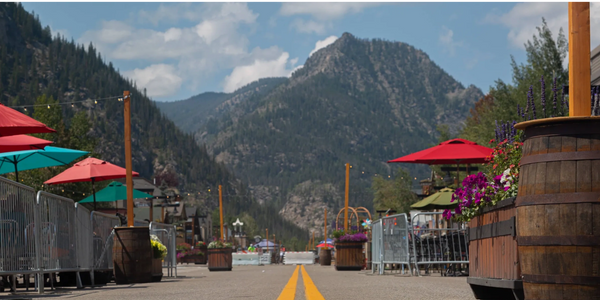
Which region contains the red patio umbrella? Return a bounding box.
[316,243,334,248]
[0,135,53,153]
[44,157,139,210]
[0,104,55,137]
[388,138,493,184]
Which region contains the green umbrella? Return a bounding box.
[0,146,88,182]
[79,181,153,203]
[411,188,457,210]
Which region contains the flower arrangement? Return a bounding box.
[207,240,233,249]
[151,235,167,260]
[176,243,192,251]
[444,135,523,222]
[195,241,207,248]
[179,248,203,258]
[332,230,368,243]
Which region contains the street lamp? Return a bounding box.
[233,218,244,247]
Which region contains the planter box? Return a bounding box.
[151,258,163,282]
[196,247,208,264]
[208,248,232,271]
[112,227,153,284]
[334,242,364,271]
[467,197,523,300]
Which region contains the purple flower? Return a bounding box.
[552,76,558,116]
[529,86,537,120]
[504,186,510,191]
[541,76,546,118]
[442,209,452,220]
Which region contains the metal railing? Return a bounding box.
[370,213,412,275]
[411,212,469,276]
[149,222,177,278]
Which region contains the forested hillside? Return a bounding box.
[160,33,483,233]
[0,3,308,247]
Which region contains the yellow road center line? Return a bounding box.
[277,265,300,300]
[301,265,325,300]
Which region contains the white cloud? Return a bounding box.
[223,50,299,93]
[123,64,183,98]
[310,35,338,56]
[79,3,272,97]
[280,3,380,21]
[439,26,462,56]
[290,19,328,35]
[485,2,600,49]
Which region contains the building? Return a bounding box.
[593,44,600,85]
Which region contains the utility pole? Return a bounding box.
[219,185,223,240]
[123,91,134,227]
[568,2,591,116]
[312,231,315,250]
[324,208,327,242]
[266,228,269,252]
[345,163,350,232]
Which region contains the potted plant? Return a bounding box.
[194,241,208,264]
[333,230,368,271]
[178,249,204,264]
[442,134,523,300]
[176,243,192,264]
[150,235,167,282]
[207,240,233,271]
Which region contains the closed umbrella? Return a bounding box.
[44,157,140,210]
[410,188,456,210]
[0,146,88,182]
[0,104,55,136]
[0,135,53,153]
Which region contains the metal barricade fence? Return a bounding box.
[36,191,78,272]
[411,212,469,276]
[75,203,92,271]
[149,222,177,278]
[371,219,382,273]
[90,211,119,272]
[371,213,412,275]
[0,176,38,292]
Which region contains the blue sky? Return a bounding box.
[22,2,600,102]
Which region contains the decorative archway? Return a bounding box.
[335,207,361,231]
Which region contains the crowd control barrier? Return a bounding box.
[283,252,315,265]
[149,222,177,278]
[0,177,177,294]
[411,212,469,276]
[232,253,260,266]
[371,213,412,275]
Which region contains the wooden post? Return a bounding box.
[219,185,224,240]
[568,2,591,116]
[324,208,327,242]
[191,214,196,246]
[149,198,153,222]
[312,231,315,250]
[123,91,134,227]
[266,228,269,252]
[345,163,350,232]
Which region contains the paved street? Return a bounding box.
[1,265,475,300]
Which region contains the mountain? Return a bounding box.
[156,78,287,134]
[0,3,308,246]
[161,33,484,233]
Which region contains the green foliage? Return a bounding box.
[208,240,232,249]
[151,235,167,259]
[461,19,568,145]
[331,229,345,239]
[372,168,418,214]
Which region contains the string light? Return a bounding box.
[9,95,122,110]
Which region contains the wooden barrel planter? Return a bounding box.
[112,227,153,284]
[151,258,163,282]
[335,242,364,271]
[515,117,600,299]
[208,248,232,271]
[196,246,208,264]
[467,197,524,300]
[319,248,332,265]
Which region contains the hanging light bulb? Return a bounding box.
[71,103,74,107]
[24,107,27,111]
[47,105,50,109]
[95,100,98,104]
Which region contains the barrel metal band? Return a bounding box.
[515,192,600,206]
[481,197,515,213]
[517,235,600,246]
[520,151,600,166]
[522,274,600,286]
[468,217,515,241]
[524,122,600,138]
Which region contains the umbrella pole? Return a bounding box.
[13,160,18,183]
[455,163,460,187]
[92,178,97,211]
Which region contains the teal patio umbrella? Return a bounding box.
[0,146,88,182]
[79,181,153,204]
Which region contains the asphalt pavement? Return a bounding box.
[0,265,475,300]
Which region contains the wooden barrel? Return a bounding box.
[151,258,163,282]
[319,248,332,265]
[112,227,152,284]
[334,242,364,271]
[467,197,524,300]
[208,248,232,271]
[515,117,600,299]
